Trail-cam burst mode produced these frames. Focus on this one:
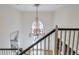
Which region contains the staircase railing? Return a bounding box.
[19,28,55,55]
[19,25,79,55]
[0,48,18,55]
[58,28,79,55]
[0,48,23,55]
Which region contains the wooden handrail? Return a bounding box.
[58,28,79,30]
[0,48,18,50]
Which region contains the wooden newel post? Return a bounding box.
[54,25,58,55]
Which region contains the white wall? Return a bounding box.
[53,4,79,28]
[0,5,54,49]
[0,5,21,48]
[20,12,54,48]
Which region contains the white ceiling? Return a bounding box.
[11,4,63,12]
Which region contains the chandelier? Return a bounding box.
[30,4,44,37]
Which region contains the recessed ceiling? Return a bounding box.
[11,4,63,12]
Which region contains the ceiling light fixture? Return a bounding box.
[30,4,44,38]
